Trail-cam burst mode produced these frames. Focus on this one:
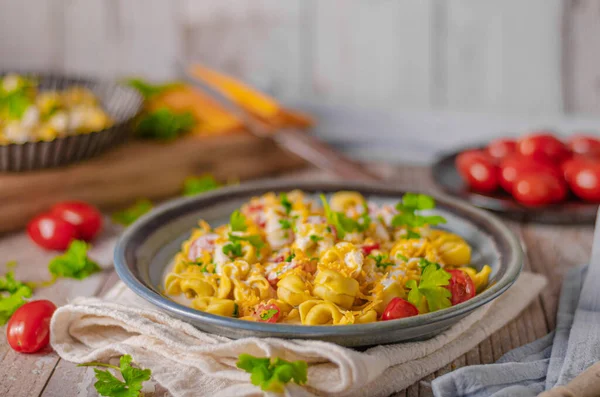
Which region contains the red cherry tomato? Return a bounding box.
[567,134,600,157]
[487,138,517,160]
[567,160,600,202]
[381,297,419,320]
[7,300,57,353]
[254,303,280,323]
[446,270,476,306]
[27,213,79,251]
[498,154,561,194]
[455,150,499,193]
[512,173,566,206]
[517,132,570,163]
[50,201,103,241]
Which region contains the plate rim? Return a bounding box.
[114,179,523,338]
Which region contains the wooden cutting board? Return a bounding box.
[0,132,306,234]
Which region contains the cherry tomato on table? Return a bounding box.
[487,138,517,160]
[381,297,419,320]
[565,159,600,202]
[254,303,280,323]
[512,173,566,206]
[455,150,499,193]
[446,269,476,306]
[567,134,600,157]
[498,154,561,194]
[27,214,78,251]
[517,132,570,163]
[7,300,57,353]
[51,201,103,241]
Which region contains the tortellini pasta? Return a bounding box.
[164,190,490,325]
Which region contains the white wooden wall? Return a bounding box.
[0,0,596,116]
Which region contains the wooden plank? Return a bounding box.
[0,133,305,234]
[442,0,563,114]
[562,0,600,114]
[311,0,434,108]
[521,222,593,329]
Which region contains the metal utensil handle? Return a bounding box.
[275,128,381,182]
[539,361,600,397]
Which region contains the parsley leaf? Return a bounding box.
[135,108,195,140]
[48,240,101,280]
[126,78,181,100]
[405,261,451,312]
[232,303,239,318]
[278,219,292,230]
[230,210,247,232]
[79,354,151,397]
[369,254,395,269]
[229,234,264,249]
[392,193,446,237]
[223,242,243,258]
[309,234,323,243]
[320,194,369,239]
[188,261,213,273]
[260,309,278,321]
[183,174,220,196]
[285,251,296,262]
[280,193,292,215]
[112,199,153,226]
[237,354,308,393]
[0,285,32,325]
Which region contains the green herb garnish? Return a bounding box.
[126,78,181,100]
[79,354,151,397]
[278,219,292,230]
[285,251,296,262]
[260,309,278,321]
[233,303,239,318]
[320,194,370,239]
[135,108,195,140]
[0,269,33,325]
[369,254,395,269]
[183,174,220,196]
[309,235,323,243]
[392,193,446,229]
[236,354,308,393]
[280,193,292,215]
[405,261,451,312]
[230,210,248,232]
[48,240,101,280]
[112,199,153,226]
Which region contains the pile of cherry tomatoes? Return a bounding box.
[456,133,600,206]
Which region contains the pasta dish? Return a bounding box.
[164,191,491,325]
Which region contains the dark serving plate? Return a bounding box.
[432,149,599,224]
[114,180,522,347]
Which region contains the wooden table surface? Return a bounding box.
[0,164,594,397]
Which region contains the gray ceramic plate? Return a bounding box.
[114,180,523,347]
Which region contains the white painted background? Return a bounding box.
[0,0,598,117]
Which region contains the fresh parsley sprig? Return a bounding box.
[405,260,451,312]
[183,174,220,197]
[391,193,446,237]
[112,199,153,226]
[0,269,33,325]
[126,78,181,100]
[320,194,370,239]
[229,210,247,232]
[369,254,395,269]
[135,107,195,141]
[48,240,101,280]
[236,354,308,393]
[79,354,151,397]
[279,193,292,215]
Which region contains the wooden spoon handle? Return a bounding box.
[274,128,382,182]
[539,362,600,397]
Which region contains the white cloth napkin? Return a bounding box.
[50,271,546,397]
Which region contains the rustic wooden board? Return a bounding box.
[0,164,593,397]
[0,132,305,234]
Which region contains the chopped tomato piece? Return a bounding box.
[381,297,419,321]
[446,269,476,305]
[362,243,380,255]
[254,303,280,323]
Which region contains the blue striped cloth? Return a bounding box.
[431,263,596,397]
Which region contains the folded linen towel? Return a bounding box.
[50,272,545,397]
[431,265,590,397]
